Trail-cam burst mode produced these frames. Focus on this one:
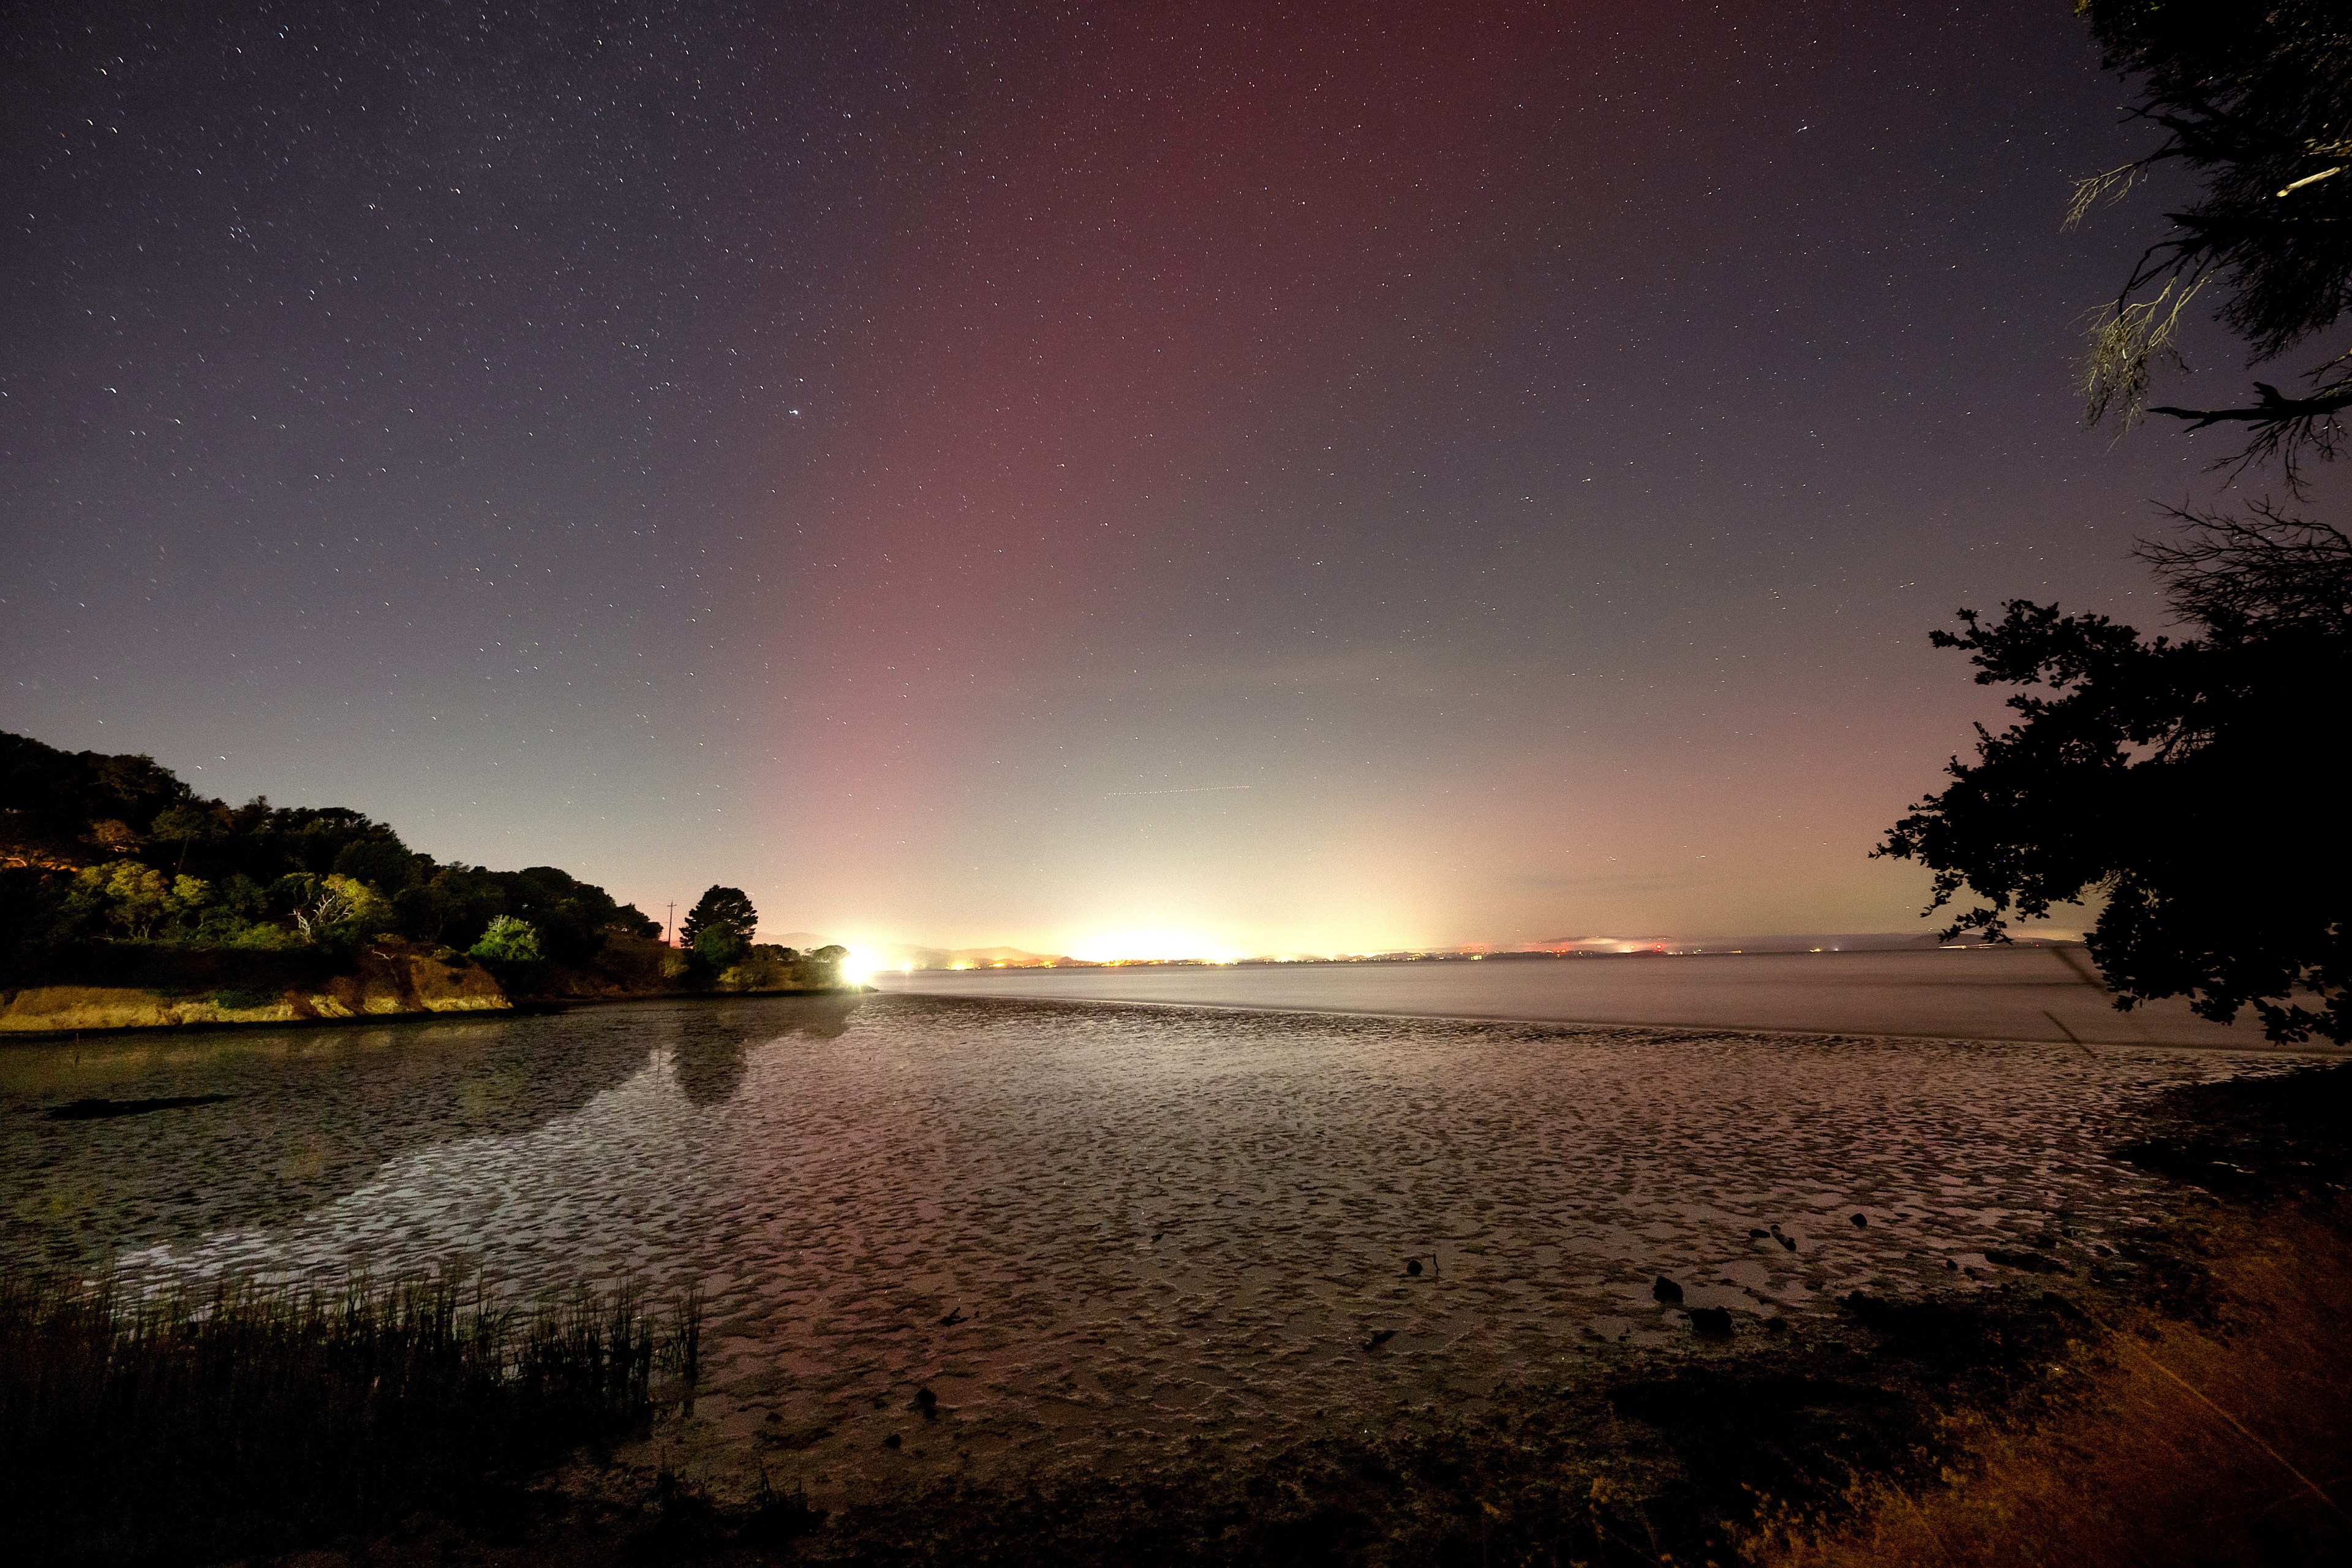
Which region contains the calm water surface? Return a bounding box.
[0,987,2315,1496]
[874,948,2272,1046]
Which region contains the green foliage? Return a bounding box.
[693,925,750,969]
[331,835,424,893]
[394,862,508,948]
[322,873,395,940]
[211,920,304,952]
[491,865,626,967]
[679,885,758,954]
[194,873,271,940]
[0,729,651,983]
[61,861,213,941]
[469,915,544,965]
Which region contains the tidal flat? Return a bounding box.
[0,987,2323,1524]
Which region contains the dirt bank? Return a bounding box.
[0,935,855,1038]
[0,937,509,1034]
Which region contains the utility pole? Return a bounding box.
[666,901,677,947]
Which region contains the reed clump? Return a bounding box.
[0,1268,696,1566]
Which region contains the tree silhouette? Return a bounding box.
[1885,4,2352,1044]
[1879,529,2350,1043]
[2071,1,2352,486]
[679,885,758,967]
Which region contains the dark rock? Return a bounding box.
[1405,1257,1422,1276]
[1651,1275,1684,1305]
[913,1387,938,1417]
[1748,1227,1771,1239]
[1361,1329,1397,1351]
[881,1433,901,1450]
[1851,1212,1868,1227]
[1689,1306,1734,1340]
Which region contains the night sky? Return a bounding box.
[0,2,2239,957]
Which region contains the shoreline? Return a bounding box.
[0,982,875,1044]
[7,981,2331,1056]
[879,985,2347,1055]
[873,946,2299,1049]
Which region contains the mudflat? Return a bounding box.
[1,989,2320,1510]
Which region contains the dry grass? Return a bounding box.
[1747,1206,2352,1568]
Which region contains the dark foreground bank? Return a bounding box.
[0,1272,702,1567]
[11,1061,2348,1567]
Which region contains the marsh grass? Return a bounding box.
[0,1268,699,1565]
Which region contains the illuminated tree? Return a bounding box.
[470,914,545,965]
[64,860,183,940]
[679,885,757,968]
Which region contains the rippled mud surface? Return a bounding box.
[0,993,2312,1499]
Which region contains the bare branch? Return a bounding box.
[2137,499,2352,632]
[2148,375,2352,492]
[2080,277,2207,430]
[2064,160,2152,230]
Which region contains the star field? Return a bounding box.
[0,1,2231,954]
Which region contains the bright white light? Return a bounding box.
[837,947,880,986]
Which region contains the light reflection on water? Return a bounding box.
[0,991,2309,1495]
